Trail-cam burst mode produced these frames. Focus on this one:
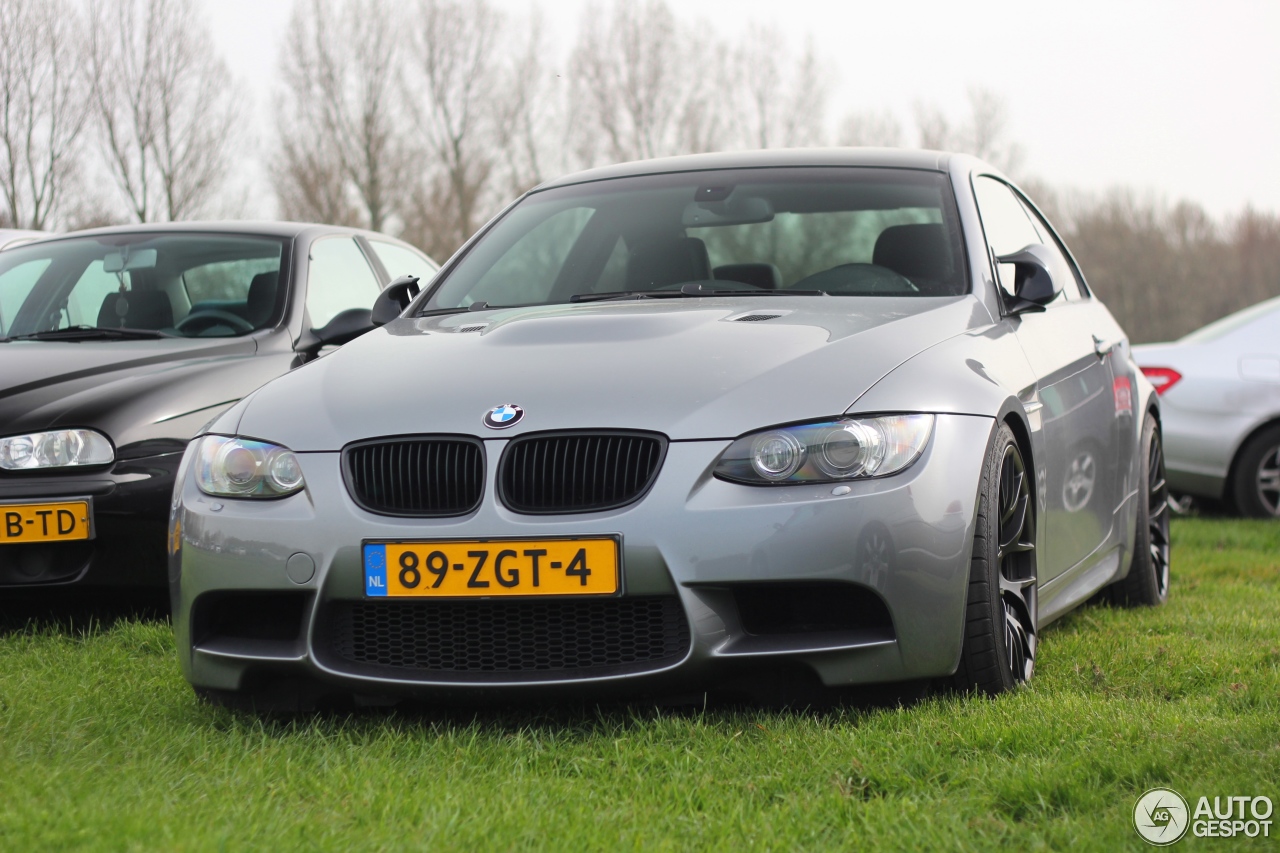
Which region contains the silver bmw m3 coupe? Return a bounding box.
[170,149,1169,710]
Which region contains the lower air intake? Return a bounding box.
[322,597,690,681]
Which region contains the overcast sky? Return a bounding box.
[204,0,1280,220]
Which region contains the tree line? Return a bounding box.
[1,0,1276,343]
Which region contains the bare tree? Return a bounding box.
[737,28,830,149]
[0,0,90,230]
[86,0,242,222]
[274,0,410,231]
[837,110,905,148]
[570,1,733,165]
[913,88,1022,173]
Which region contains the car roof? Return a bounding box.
[534,147,957,191]
[27,221,414,246]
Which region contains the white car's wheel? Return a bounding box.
[1233,425,1280,518]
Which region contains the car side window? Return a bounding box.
[1013,195,1086,300]
[369,240,437,284]
[307,237,381,329]
[975,176,1086,302]
[973,176,1041,298]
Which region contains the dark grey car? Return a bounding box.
[169,150,1169,710]
[0,222,436,588]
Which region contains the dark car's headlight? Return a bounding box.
[714,414,934,485]
[0,429,115,470]
[194,435,305,498]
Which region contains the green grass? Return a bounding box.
[2,518,1278,851]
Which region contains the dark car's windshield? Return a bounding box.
[0,233,287,340]
[424,167,968,311]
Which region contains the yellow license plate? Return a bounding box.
[363,537,620,598]
[0,500,93,544]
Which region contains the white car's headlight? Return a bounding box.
[0,429,114,470]
[714,414,934,485]
[194,435,306,498]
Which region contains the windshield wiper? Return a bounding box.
[2,325,171,342]
[570,282,825,303]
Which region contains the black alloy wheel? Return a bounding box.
[1111,414,1171,606]
[954,423,1038,695]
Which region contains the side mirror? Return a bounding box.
[996,244,1062,315]
[312,307,374,347]
[371,274,421,327]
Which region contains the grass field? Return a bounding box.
[1,517,1277,851]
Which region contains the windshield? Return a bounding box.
[0,233,287,339]
[1180,295,1280,345]
[424,167,968,311]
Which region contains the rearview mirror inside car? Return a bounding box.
[682,196,774,228]
[103,248,157,273]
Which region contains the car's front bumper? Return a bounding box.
[172,414,995,702]
[0,451,183,587]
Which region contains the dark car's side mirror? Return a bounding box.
[371,275,421,327]
[312,307,374,347]
[996,244,1062,315]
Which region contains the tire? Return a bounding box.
[1111,414,1171,606]
[953,423,1037,695]
[1231,425,1280,518]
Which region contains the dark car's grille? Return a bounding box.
[322,597,690,681]
[343,437,484,516]
[498,431,665,514]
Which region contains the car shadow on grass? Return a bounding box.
[0,588,170,637]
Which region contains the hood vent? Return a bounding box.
[733,313,782,323]
[456,324,488,333]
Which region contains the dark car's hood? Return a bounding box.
[0,336,295,452]
[234,296,990,449]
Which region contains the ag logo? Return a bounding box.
[1134,787,1190,846]
[483,403,524,430]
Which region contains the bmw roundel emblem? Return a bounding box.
[483,403,524,430]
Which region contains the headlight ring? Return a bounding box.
[715,414,934,486]
[194,435,306,498]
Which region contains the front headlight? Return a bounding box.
[194,435,306,498]
[0,429,114,470]
[714,414,934,485]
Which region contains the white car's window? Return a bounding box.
[369,240,437,284]
[0,258,51,336]
[307,237,380,328]
[1181,296,1280,345]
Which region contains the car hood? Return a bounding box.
[234,296,989,449]
[0,336,287,451]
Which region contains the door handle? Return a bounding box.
[1092,334,1122,358]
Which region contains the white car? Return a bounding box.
[1133,295,1280,517]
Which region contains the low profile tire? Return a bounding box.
[1231,425,1280,518]
[1110,414,1171,606]
[953,422,1037,695]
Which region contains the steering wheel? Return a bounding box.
[175,309,255,335]
[791,263,919,295]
